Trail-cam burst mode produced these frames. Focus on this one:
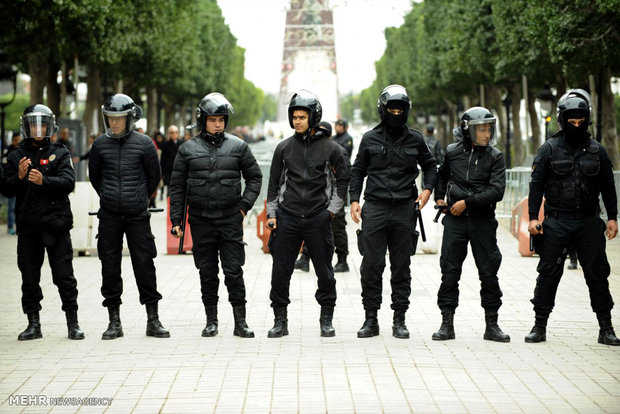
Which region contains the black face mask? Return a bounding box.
[385,112,407,131]
[563,122,588,146]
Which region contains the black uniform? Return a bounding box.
[434,140,506,313]
[350,124,437,311]
[267,130,349,308]
[1,140,78,314]
[528,131,617,319]
[169,132,262,307]
[334,130,353,158]
[88,130,163,307]
[424,134,445,165]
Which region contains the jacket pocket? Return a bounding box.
[368,146,387,168]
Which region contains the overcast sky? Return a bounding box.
[217,0,412,96]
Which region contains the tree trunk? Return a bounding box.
[82,63,102,136]
[489,87,506,149]
[46,60,60,116]
[59,60,67,118]
[146,85,158,134]
[28,54,48,105]
[510,83,524,166]
[162,94,176,130]
[601,67,619,168]
[527,85,541,152]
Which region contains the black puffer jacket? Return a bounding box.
[1,140,74,229]
[88,131,161,215]
[435,140,505,217]
[169,132,262,223]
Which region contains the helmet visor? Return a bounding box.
[470,119,496,146]
[102,111,131,138]
[22,113,54,139]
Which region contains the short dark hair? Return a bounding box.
[335,119,348,128]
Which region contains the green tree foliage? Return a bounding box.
[0,0,264,134]
[358,0,620,166]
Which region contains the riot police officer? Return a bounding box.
[424,124,444,165]
[432,107,510,343]
[526,89,618,345]
[266,90,349,338]
[169,93,262,338]
[350,85,437,339]
[88,94,169,340]
[0,105,84,340]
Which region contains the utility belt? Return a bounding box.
[545,210,597,220]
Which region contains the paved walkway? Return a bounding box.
[0,203,619,413]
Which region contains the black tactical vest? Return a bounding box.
[545,138,601,213]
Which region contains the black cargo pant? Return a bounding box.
[531,215,613,318]
[97,209,162,307]
[17,228,78,314]
[300,206,348,258]
[270,209,336,307]
[189,212,247,307]
[359,200,415,311]
[331,208,349,257]
[437,214,503,313]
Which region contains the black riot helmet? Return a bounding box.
[20,104,56,141]
[556,88,591,129]
[191,92,234,132]
[376,84,411,122]
[459,106,497,147]
[288,89,322,129]
[101,94,142,138]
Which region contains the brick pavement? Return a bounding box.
[0,204,618,413]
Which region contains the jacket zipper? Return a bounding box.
[301,137,308,217]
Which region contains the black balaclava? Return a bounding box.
[562,109,589,148]
[385,101,408,136]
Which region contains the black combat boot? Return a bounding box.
[483,313,510,342]
[432,311,455,340]
[294,252,310,272]
[145,303,170,338]
[202,305,218,337]
[102,305,123,340]
[333,254,349,273]
[597,317,620,346]
[357,309,379,338]
[232,305,254,338]
[18,312,42,341]
[320,305,335,337]
[392,310,410,339]
[65,310,84,340]
[268,307,288,338]
[524,315,547,343]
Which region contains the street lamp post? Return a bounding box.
[0,52,18,152]
[502,91,512,169]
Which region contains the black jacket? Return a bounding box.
[334,131,354,158]
[529,131,617,221]
[160,139,182,185]
[267,130,349,218]
[435,140,505,217]
[1,140,75,230]
[350,125,437,203]
[88,131,161,215]
[169,132,262,224]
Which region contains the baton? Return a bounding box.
[433,204,448,223]
[529,224,542,252]
[415,202,426,242]
[89,207,164,216]
[172,185,189,254]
